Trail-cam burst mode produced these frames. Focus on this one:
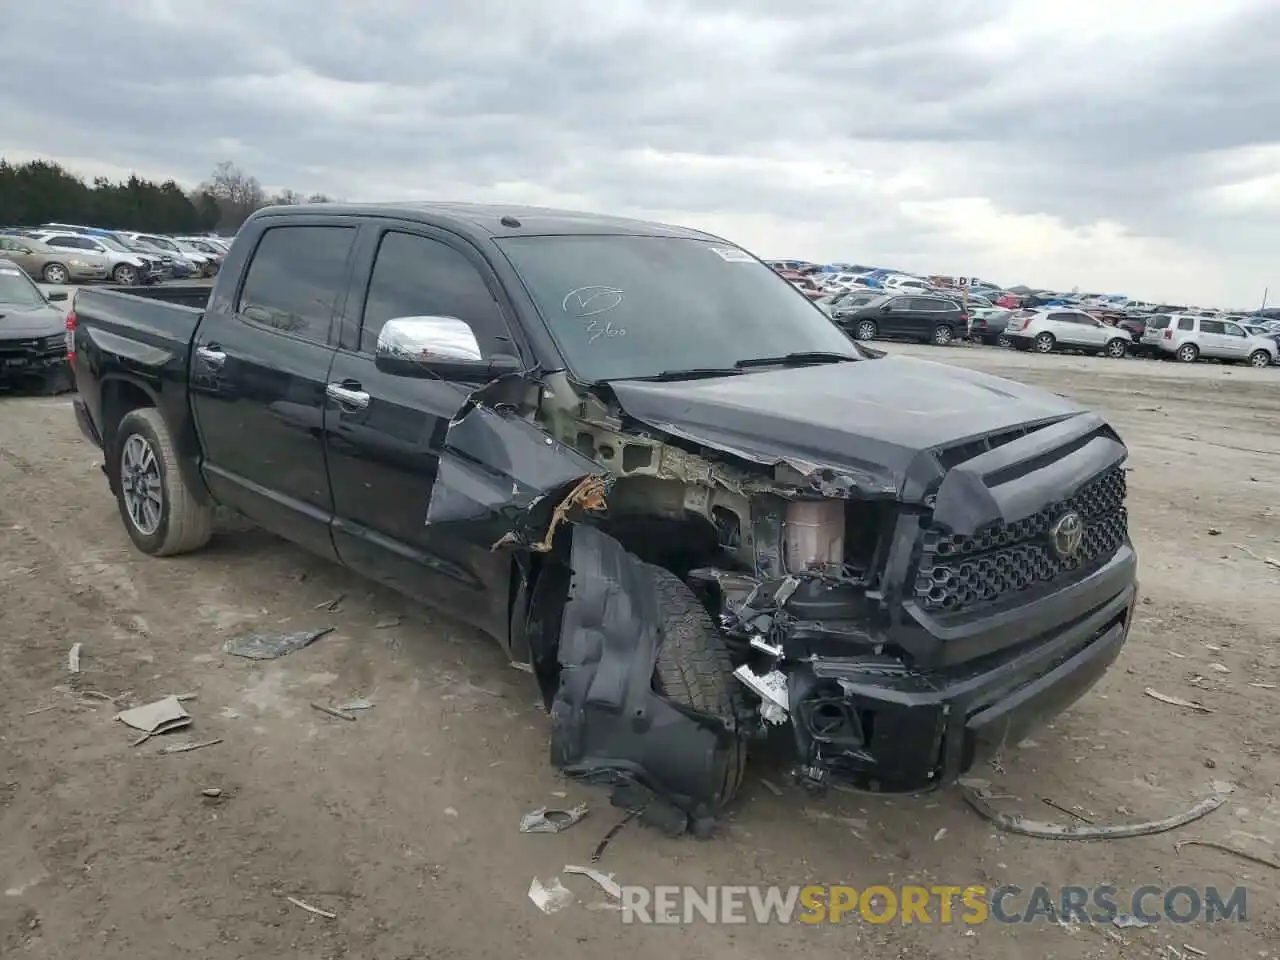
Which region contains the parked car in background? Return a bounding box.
[829,289,889,318]
[30,231,157,285]
[0,258,72,392]
[0,234,108,283]
[177,237,228,263]
[881,274,934,294]
[120,237,186,278]
[121,233,214,277]
[1005,308,1132,357]
[1143,314,1275,367]
[967,308,1014,346]
[834,293,966,345]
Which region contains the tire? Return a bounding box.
[1176,343,1199,363]
[648,564,747,807]
[112,263,139,285]
[854,319,878,341]
[1034,332,1056,353]
[113,407,214,556]
[996,334,1012,348]
[932,324,955,346]
[1248,350,1271,368]
[42,262,69,284]
[1104,338,1128,358]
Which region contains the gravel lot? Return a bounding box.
[1,331,1277,959]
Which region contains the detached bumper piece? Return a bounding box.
[549,525,739,836]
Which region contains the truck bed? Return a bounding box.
[108,283,213,310]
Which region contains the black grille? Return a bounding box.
[914,466,1127,614]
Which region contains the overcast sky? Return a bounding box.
[3,0,1277,306]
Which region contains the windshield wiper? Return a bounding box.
[626,367,744,382]
[733,351,861,369]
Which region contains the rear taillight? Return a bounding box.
[1163,327,1173,340]
[65,310,77,363]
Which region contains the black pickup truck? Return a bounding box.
[70,203,1138,833]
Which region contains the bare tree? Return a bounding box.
[198,161,266,230]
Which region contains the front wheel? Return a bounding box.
[649,565,747,808]
[1248,350,1271,368]
[113,408,214,556]
[1176,343,1199,363]
[1034,332,1056,353]
[1104,338,1128,358]
[932,324,955,346]
[42,262,69,284]
[112,263,139,285]
[854,319,878,341]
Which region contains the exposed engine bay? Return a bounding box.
[436,361,1136,835]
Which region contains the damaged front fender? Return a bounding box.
[546,524,744,834]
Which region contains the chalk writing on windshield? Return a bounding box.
[563,284,626,343]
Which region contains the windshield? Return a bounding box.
[96,236,130,253]
[496,235,862,381]
[142,236,178,252]
[0,263,46,307]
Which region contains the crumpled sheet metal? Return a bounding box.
[493,474,608,552]
[547,525,737,834]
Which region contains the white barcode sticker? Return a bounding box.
[709,246,755,263]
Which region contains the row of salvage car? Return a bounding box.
[823,289,1280,368]
[0,223,228,285]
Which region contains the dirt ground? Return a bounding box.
[2,343,1277,960]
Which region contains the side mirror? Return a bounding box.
[375,315,520,382]
[47,291,68,302]
[881,303,894,312]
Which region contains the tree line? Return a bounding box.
[0,158,332,234]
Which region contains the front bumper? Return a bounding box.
[0,339,70,381]
[731,544,1138,795]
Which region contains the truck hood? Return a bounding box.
[0,303,65,337]
[608,356,1084,498]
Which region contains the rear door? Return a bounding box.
[323,223,527,635]
[190,219,357,560]
[1197,318,1228,357]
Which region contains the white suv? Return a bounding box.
[1004,308,1132,358]
[1142,314,1275,367]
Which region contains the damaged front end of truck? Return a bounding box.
[433,361,1137,835]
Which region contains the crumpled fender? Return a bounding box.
[548,524,738,834]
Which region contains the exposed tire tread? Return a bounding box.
[116,408,213,556]
[647,564,748,805]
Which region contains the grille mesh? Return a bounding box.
[914,466,1127,613]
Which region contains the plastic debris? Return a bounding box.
[1144,688,1213,713]
[68,643,82,673]
[592,807,643,862]
[158,738,222,755]
[223,628,334,660]
[310,702,356,722]
[527,877,574,914]
[116,696,191,741]
[286,895,336,919]
[564,864,622,900]
[1113,914,1149,929]
[315,594,345,611]
[375,617,401,629]
[336,697,374,712]
[201,788,222,798]
[1174,837,1280,870]
[520,803,588,834]
[962,782,1229,840]
[1233,543,1280,569]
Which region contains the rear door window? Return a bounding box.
[237,225,357,344]
[1177,317,1195,331]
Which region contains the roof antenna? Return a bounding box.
[500,215,522,228]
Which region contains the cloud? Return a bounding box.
[1,0,1276,305]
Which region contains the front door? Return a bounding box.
[324,225,529,639]
[189,220,358,560]
[1219,321,1252,359]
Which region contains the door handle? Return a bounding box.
[326,382,370,409]
[196,345,226,368]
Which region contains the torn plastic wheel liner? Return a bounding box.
[546,524,744,835]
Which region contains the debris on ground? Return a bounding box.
[24,704,57,716]
[527,876,574,914]
[564,863,623,900]
[1249,682,1277,690]
[592,808,643,863]
[759,778,783,796]
[286,895,336,919]
[1144,687,1213,713]
[1043,798,1094,824]
[374,617,401,629]
[314,594,345,612]
[223,628,334,661]
[1112,913,1149,929]
[201,788,222,798]
[157,738,222,756]
[67,643,81,673]
[1233,542,1280,569]
[1174,837,1280,870]
[509,661,534,673]
[335,697,374,712]
[310,702,357,722]
[519,803,589,834]
[933,828,948,841]
[116,696,191,743]
[961,782,1230,839]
